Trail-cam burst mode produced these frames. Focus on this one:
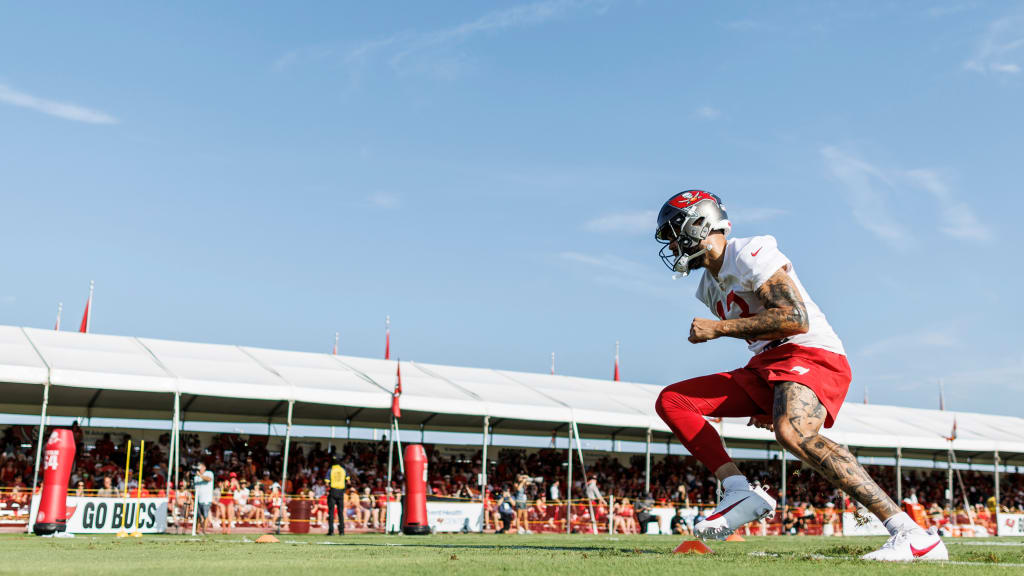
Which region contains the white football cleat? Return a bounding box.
[694,484,775,541]
[861,528,948,562]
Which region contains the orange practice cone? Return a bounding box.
[255,534,280,543]
[674,540,713,554]
[725,533,745,542]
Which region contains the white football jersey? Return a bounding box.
[695,235,845,356]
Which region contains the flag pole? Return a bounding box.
[86,280,94,332]
[613,340,620,381]
[385,417,394,534]
[939,379,945,411]
[550,352,555,375]
[333,332,339,355]
[385,316,390,360]
[54,302,62,331]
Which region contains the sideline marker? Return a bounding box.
[674,540,713,554]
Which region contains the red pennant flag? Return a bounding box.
[944,417,957,441]
[391,361,402,419]
[54,302,63,331]
[385,315,391,360]
[79,281,94,333]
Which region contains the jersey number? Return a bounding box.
[715,291,753,320]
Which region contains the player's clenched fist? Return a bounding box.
[688,317,719,343]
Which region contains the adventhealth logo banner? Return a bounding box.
[29,497,168,534]
[997,513,1024,536]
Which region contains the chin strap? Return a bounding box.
[671,247,707,279]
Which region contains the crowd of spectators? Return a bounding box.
[2,424,1023,534]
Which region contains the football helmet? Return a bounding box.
[655,190,731,276]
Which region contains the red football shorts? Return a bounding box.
[655,344,851,472]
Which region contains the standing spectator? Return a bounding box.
[269,483,284,528]
[194,462,214,536]
[585,477,607,507]
[326,457,347,535]
[549,479,561,503]
[514,475,530,533]
[635,492,656,534]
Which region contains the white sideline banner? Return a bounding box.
[29,496,168,534]
[384,501,484,533]
[997,513,1024,536]
[841,511,889,536]
[649,506,698,535]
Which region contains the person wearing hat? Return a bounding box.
[325,457,347,535]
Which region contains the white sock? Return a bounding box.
[721,475,749,493]
[882,512,919,536]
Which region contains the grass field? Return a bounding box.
[3,533,1024,575]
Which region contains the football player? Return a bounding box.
[653,190,946,562]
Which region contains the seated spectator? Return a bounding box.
[96,476,117,498]
[670,507,690,535]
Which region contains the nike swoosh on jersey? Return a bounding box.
[751,247,762,257]
[706,496,750,521]
[910,540,941,557]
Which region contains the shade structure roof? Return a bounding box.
[0,325,1021,465]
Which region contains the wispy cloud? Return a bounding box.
[821,146,914,248]
[390,0,589,70]
[860,327,959,357]
[695,106,721,120]
[822,146,993,246]
[730,207,787,224]
[277,0,606,79]
[368,191,400,209]
[905,169,993,242]
[558,250,691,304]
[724,19,765,31]
[926,2,977,18]
[584,210,656,235]
[0,83,118,125]
[964,15,1024,75]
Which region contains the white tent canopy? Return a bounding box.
[2,325,1023,465]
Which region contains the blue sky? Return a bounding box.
[1,1,1022,417]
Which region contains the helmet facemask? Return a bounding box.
[656,216,712,277]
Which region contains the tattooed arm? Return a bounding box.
[688,268,809,343]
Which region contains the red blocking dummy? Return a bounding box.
[402,444,430,535]
[33,429,77,535]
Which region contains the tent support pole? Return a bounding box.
[386,417,395,534]
[277,399,293,534]
[780,448,787,510]
[169,392,180,529]
[481,416,489,492]
[644,428,652,494]
[571,421,598,534]
[393,418,404,474]
[566,422,572,535]
[896,446,902,503]
[994,450,1001,510]
[29,381,51,521]
[947,452,954,513]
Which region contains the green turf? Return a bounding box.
[2,533,1023,575]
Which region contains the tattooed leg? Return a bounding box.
[772,381,901,521]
